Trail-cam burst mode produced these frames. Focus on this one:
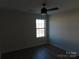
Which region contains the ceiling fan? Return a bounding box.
[41,3,59,15]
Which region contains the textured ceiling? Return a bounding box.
[0,0,79,15]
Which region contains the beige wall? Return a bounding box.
[0,13,47,54]
[49,8,79,53]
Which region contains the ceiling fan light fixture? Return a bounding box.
[40,3,59,15]
[41,7,47,15]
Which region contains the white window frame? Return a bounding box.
[36,19,46,38]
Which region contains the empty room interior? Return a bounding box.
[0,0,79,59]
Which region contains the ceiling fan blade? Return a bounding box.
[47,7,58,11]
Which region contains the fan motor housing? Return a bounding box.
[41,7,47,14]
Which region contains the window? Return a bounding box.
[36,19,46,38]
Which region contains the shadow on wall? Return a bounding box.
[49,8,79,54]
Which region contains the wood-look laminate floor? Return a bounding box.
[2,44,79,59]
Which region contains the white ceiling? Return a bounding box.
[0,0,79,15]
